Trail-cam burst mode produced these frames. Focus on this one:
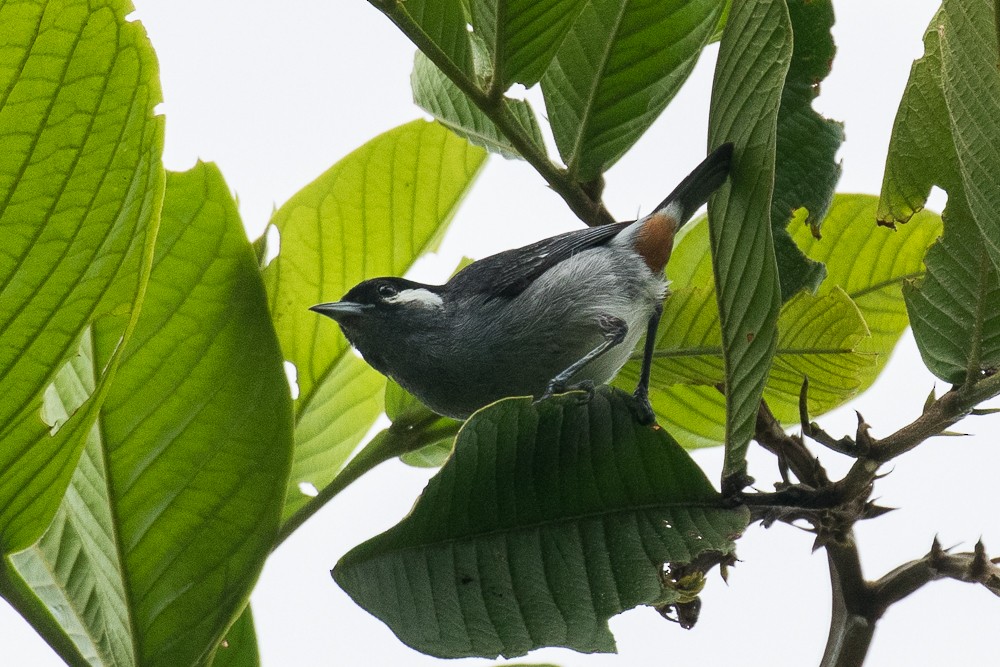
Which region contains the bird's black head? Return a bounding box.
[310,277,446,367]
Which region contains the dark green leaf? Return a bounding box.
[470,0,588,89]
[706,0,788,486]
[938,0,1000,275]
[335,387,748,658]
[770,0,843,299]
[541,0,725,180]
[412,52,546,158]
[0,0,164,553]
[9,164,293,667]
[377,0,476,78]
[878,10,957,225]
[262,120,487,522]
[904,201,1000,384]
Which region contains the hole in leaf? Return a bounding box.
[284,360,300,399]
[40,328,97,435]
[298,481,318,497]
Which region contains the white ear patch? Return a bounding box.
[387,288,444,308]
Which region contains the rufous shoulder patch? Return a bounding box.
[633,210,679,273]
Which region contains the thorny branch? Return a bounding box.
[740,374,1000,667]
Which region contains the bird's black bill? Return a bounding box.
[309,301,373,321]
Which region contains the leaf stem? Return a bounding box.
[369,0,615,227]
[274,417,460,548]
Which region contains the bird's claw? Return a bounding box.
[632,387,657,426]
[536,379,596,407]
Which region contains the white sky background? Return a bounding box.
[5,1,1000,665]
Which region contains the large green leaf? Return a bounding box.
[937,0,1000,276]
[7,164,293,667]
[541,0,725,180]
[904,201,1000,384]
[412,51,547,159]
[875,4,1000,384]
[770,0,842,299]
[879,2,1000,272]
[706,0,788,487]
[0,0,164,553]
[262,120,487,522]
[469,0,587,89]
[790,195,943,389]
[334,387,748,658]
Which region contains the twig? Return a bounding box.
[370,0,616,228]
[868,538,1000,616]
[870,372,1000,461]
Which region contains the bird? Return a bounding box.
[311,143,733,424]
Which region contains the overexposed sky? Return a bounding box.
[6,1,1000,665]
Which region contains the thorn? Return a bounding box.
[855,411,874,452]
[863,502,897,519]
[930,536,944,563]
[923,385,937,413]
[972,540,991,579]
[971,407,1000,416]
[938,430,970,437]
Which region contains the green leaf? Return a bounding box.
[790,195,943,389]
[334,387,748,658]
[412,51,546,159]
[376,0,475,78]
[770,0,843,299]
[937,0,1000,276]
[470,0,587,89]
[904,201,1000,384]
[706,0,788,486]
[211,607,260,667]
[879,2,1000,276]
[541,0,725,180]
[762,287,871,419]
[7,164,293,667]
[0,0,164,553]
[262,120,487,523]
[877,11,956,225]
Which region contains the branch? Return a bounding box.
[821,533,876,667]
[370,0,616,228]
[868,538,1000,617]
[870,371,1000,461]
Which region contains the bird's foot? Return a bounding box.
[632,386,658,426]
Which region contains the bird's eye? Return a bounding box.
[377,283,398,299]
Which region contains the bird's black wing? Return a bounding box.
[447,220,633,299]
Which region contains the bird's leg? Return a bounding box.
[632,301,663,425]
[540,314,628,401]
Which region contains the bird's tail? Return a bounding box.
[625,143,734,273]
[652,142,734,226]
